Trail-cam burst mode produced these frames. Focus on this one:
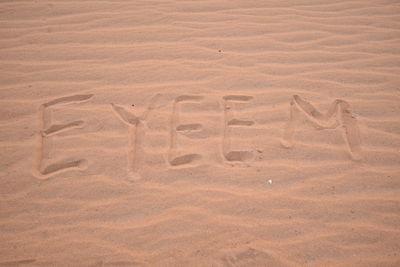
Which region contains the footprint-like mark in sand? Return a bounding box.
[34,94,93,179]
[111,94,161,181]
[280,95,362,160]
[222,95,255,163]
[168,95,203,167]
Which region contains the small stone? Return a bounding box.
[267,179,272,184]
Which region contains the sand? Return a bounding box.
[1,0,400,266]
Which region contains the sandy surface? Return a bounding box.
[1,0,400,266]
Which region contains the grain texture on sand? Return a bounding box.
[1,0,400,266]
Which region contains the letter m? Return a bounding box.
[280,95,361,160]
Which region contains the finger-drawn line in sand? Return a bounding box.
[0,259,37,266]
[34,94,93,179]
[222,95,255,162]
[168,95,203,166]
[112,94,161,181]
[280,95,362,160]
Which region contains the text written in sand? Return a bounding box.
[34,94,361,179]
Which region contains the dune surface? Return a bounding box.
[1,0,400,266]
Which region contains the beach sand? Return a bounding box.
[1,0,400,266]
